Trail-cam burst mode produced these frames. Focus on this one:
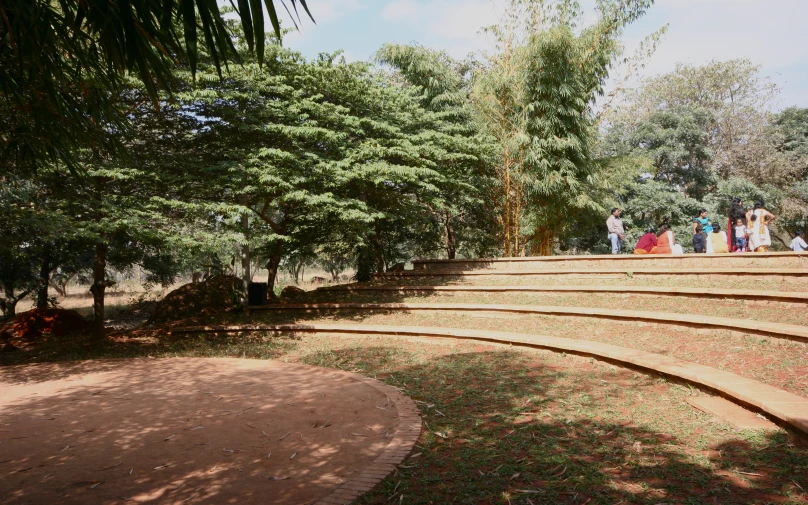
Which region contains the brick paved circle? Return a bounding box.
[0,358,421,505]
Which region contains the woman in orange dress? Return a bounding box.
[654,224,673,254]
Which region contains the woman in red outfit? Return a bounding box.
[633,228,658,254]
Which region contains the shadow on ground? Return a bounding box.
[302,347,808,505]
[2,329,807,504]
[0,358,396,504]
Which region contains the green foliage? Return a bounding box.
[475,0,659,255]
[599,61,808,251]
[150,40,496,291]
[771,107,808,169]
[376,43,499,260]
[609,59,782,182]
[519,24,601,252]
[0,0,311,172]
[626,106,715,198]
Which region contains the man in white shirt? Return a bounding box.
[606,208,625,254]
[791,230,808,252]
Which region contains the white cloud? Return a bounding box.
[300,0,363,22]
[415,0,498,57]
[381,0,419,21]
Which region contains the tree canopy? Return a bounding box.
[3,0,808,335]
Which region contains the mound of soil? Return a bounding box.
[151,275,245,323]
[280,285,306,300]
[1,308,88,342]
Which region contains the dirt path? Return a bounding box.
[0,358,404,504]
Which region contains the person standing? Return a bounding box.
[692,225,707,253]
[693,209,714,253]
[746,201,775,252]
[791,230,808,252]
[733,218,748,252]
[606,208,625,254]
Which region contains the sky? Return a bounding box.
[276,0,808,110]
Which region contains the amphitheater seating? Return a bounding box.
[321,285,808,303]
[410,251,808,271]
[255,302,808,342]
[238,251,808,435]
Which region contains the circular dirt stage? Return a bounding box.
[0,358,421,504]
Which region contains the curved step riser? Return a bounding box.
[374,270,808,282]
[323,286,808,305]
[254,303,808,343]
[168,323,808,437]
[414,253,808,272]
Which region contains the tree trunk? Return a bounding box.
[2,288,17,319]
[292,259,304,285]
[241,196,250,308]
[36,245,51,308]
[373,222,386,273]
[265,245,283,300]
[89,243,108,340]
[49,277,68,297]
[503,159,511,256]
[2,282,35,320]
[356,245,373,283]
[444,214,457,260]
[534,228,554,256]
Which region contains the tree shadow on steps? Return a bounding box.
[299,346,808,505]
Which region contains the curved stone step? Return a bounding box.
[169,323,808,436]
[373,268,808,278]
[413,251,808,271]
[252,302,808,343]
[321,284,808,303]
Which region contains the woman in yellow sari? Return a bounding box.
[710,223,729,253]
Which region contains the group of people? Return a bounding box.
[604,199,808,255]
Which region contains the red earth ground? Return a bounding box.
[0,358,404,504]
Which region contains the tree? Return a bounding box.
[605,63,808,251]
[771,107,808,171]
[469,0,664,256]
[610,59,783,182]
[473,0,660,256]
[617,106,715,199]
[375,44,498,260]
[0,0,312,172]
[167,42,477,294]
[0,174,73,317]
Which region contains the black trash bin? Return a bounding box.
[247,282,268,306]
